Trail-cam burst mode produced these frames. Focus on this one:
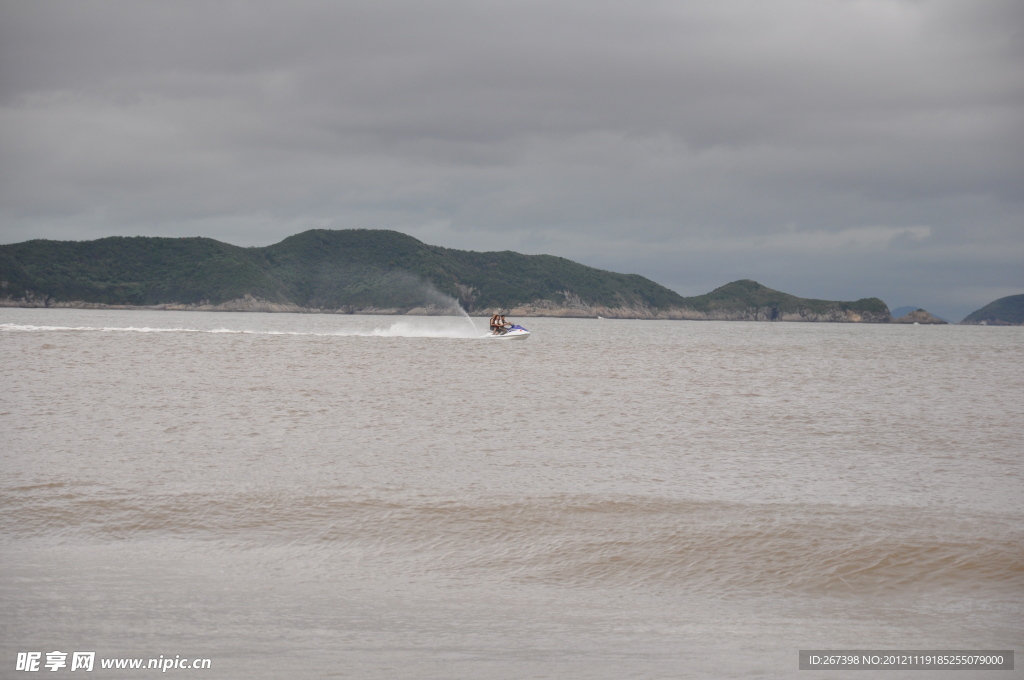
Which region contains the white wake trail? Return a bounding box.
[1,319,482,339]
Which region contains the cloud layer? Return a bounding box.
[1,0,1021,319]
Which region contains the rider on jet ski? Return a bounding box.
[489,312,512,335]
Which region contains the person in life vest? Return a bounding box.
[489,312,502,334]
[498,315,512,334]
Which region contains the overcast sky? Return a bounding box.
[1,0,1021,320]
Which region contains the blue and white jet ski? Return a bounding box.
[485,324,530,339]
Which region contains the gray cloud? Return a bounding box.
[1,0,1021,320]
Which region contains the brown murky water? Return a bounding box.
[2,309,1021,678]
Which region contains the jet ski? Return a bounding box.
[485,324,530,339]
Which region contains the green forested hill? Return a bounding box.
[960,294,1024,325]
[0,229,890,320]
[0,230,688,312]
[680,279,890,319]
[260,230,688,311]
[0,236,285,306]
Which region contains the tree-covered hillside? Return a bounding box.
[1,229,892,320]
[960,294,1024,325]
[260,230,688,311]
[0,229,689,312]
[682,279,890,318]
[0,236,285,306]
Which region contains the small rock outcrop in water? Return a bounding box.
[0,230,890,322]
[892,309,948,324]
[960,294,1024,326]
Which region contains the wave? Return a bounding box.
[0,320,482,339]
[2,489,1020,597]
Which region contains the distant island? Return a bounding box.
[889,306,919,319]
[0,228,904,323]
[960,294,1024,326]
[891,309,947,325]
[890,305,948,322]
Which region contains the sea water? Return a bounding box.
[1,308,1021,678]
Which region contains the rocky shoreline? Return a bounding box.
[0,293,468,317]
[3,293,895,322]
[497,299,891,322]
